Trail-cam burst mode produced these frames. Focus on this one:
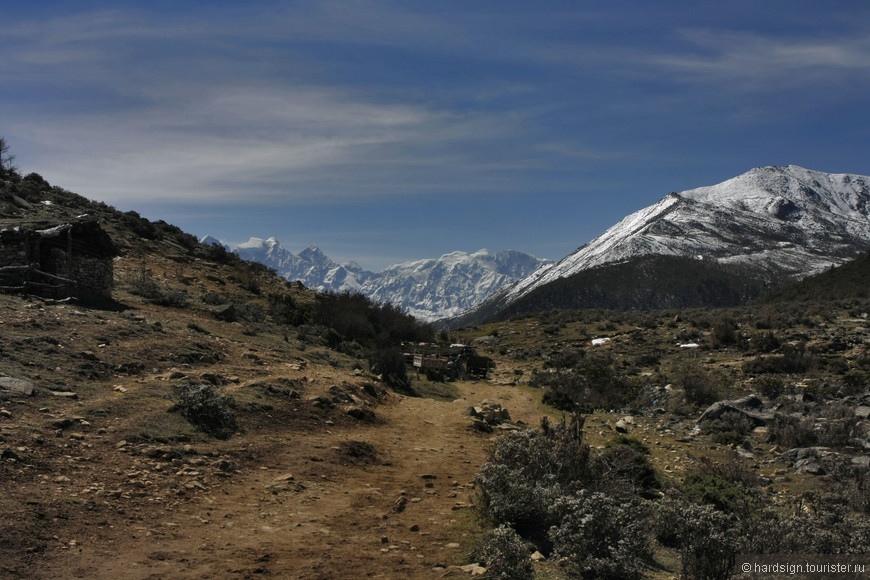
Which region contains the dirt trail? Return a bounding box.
[34,379,544,579]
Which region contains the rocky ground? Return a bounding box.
[0,263,546,579]
[3,252,870,578]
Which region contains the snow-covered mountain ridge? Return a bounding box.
[473,165,870,318]
[201,236,549,322]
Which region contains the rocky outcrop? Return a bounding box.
[698,395,774,426]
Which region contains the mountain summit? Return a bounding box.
[204,237,549,321]
[454,165,870,324]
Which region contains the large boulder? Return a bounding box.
[698,395,774,426]
[0,377,36,400]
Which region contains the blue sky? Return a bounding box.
[2,1,869,270]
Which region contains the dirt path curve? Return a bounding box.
[37,379,544,579]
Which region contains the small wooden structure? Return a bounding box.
[404,342,495,379]
[0,219,115,299]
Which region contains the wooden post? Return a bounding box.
[66,227,73,282]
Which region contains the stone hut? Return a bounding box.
[0,219,115,298]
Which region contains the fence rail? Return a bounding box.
[0,264,75,296]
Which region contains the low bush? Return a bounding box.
[755,374,785,399]
[368,347,411,392]
[596,436,660,495]
[548,491,652,580]
[743,349,814,375]
[172,383,238,439]
[767,413,818,449]
[671,360,728,407]
[682,473,748,513]
[476,416,590,545]
[472,525,534,580]
[672,501,740,580]
[710,315,738,347]
[533,354,640,412]
[129,279,189,308]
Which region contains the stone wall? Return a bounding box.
[73,254,113,298]
[0,239,26,267]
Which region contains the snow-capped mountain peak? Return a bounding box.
[497,165,870,307]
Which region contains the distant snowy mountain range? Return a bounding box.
[199,235,550,321]
[453,165,870,324]
[205,165,870,325]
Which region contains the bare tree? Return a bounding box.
[0,136,17,175]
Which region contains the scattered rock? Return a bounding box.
[266,473,303,493]
[346,407,375,421]
[208,303,237,322]
[780,447,835,475]
[1,448,21,461]
[311,396,334,410]
[200,373,226,386]
[51,418,74,430]
[468,400,511,425]
[0,377,36,399]
[468,420,493,434]
[362,382,386,399]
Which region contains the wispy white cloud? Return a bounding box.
[10,76,539,206]
[4,1,868,214]
[646,29,870,90]
[0,4,546,205]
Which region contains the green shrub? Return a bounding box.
[743,349,814,375]
[533,354,639,412]
[682,473,747,513]
[368,347,411,392]
[548,491,652,580]
[476,415,590,545]
[711,430,745,446]
[710,316,738,347]
[129,279,189,308]
[172,384,238,439]
[755,375,785,399]
[767,414,818,449]
[671,360,726,407]
[472,525,534,580]
[672,501,739,580]
[597,436,660,495]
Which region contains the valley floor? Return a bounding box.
[6,373,544,579]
